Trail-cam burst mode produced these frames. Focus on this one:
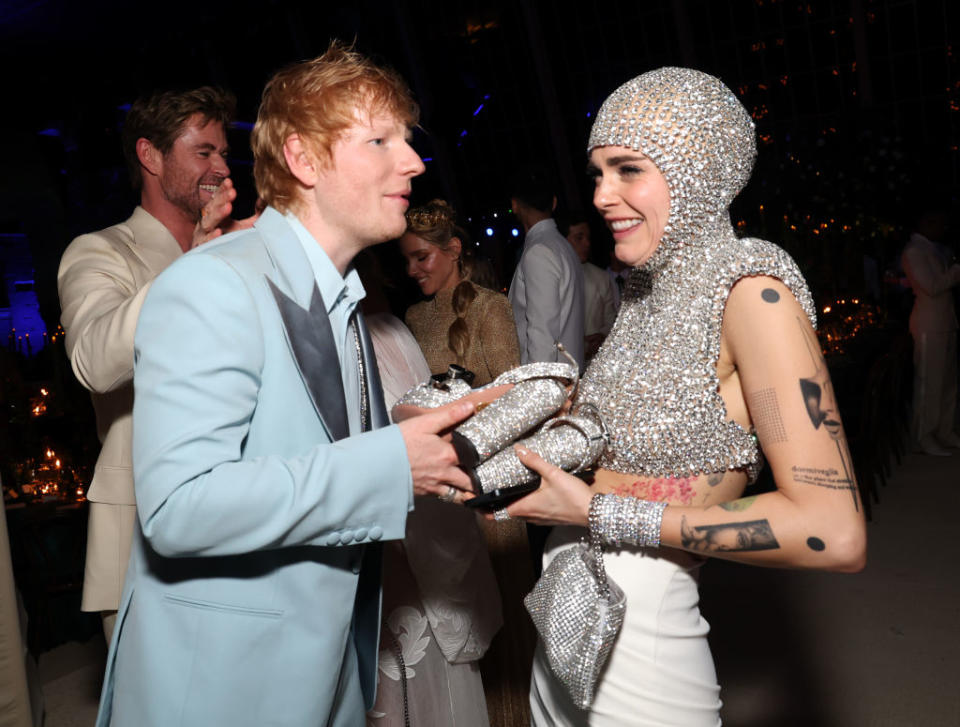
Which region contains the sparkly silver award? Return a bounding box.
[395,348,609,507]
[468,405,608,506]
[451,376,570,468]
[394,365,475,409]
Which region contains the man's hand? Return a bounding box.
[191,178,261,249]
[398,400,476,502]
[392,383,513,423]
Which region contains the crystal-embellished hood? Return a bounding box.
[587,67,756,272]
[578,67,816,479]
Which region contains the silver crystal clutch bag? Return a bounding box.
[524,531,625,709]
[395,360,574,412]
[467,405,608,507]
[395,352,607,508]
[451,375,570,468]
[396,364,476,409]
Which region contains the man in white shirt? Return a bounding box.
[563,216,618,360]
[508,166,585,370]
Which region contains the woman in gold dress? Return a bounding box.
[401,199,518,386]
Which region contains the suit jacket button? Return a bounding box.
[354,527,368,541]
[326,533,341,547]
[368,526,383,541]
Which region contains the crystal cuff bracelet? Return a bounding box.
[589,494,667,549]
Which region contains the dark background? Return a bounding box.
[0,0,956,666]
[1,0,958,327]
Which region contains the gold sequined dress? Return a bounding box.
[405,284,520,386]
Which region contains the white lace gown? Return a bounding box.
[365,312,500,727]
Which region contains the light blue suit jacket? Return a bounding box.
[96,208,411,726]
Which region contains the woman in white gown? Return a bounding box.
[499,68,868,726]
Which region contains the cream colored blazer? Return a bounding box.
[57,207,181,608]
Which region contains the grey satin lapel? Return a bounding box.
[354,311,389,431]
[267,277,350,442]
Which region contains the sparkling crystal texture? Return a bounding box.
[394,361,576,415]
[474,410,607,493]
[580,67,817,478]
[394,378,473,409]
[456,378,569,463]
[524,544,625,708]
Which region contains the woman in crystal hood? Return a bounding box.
[503,68,867,725]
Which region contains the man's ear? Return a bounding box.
[136,138,162,178]
[283,134,319,187]
[551,196,558,213]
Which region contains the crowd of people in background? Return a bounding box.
[2,33,953,727]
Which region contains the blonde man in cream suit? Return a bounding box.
[57,87,249,641]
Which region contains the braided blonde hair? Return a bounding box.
[405,199,476,365]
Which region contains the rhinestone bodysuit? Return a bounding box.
[578,67,817,478]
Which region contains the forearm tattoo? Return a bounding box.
[796,317,859,511]
[680,515,780,553]
[747,388,788,444]
[719,495,758,512]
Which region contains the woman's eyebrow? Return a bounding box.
[604,153,648,166]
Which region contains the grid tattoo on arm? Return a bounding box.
[747,388,787,444]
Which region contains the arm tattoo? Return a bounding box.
[761,288,781,303]
[797,318,843,435]
[613,476,697,505]
[807,537,826,551]
[796,317,860,512]
[706,472,725,487]
[791,465,852,491]
[747,388,788,444]
[680,515,780,553]
[719,495,758,512]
